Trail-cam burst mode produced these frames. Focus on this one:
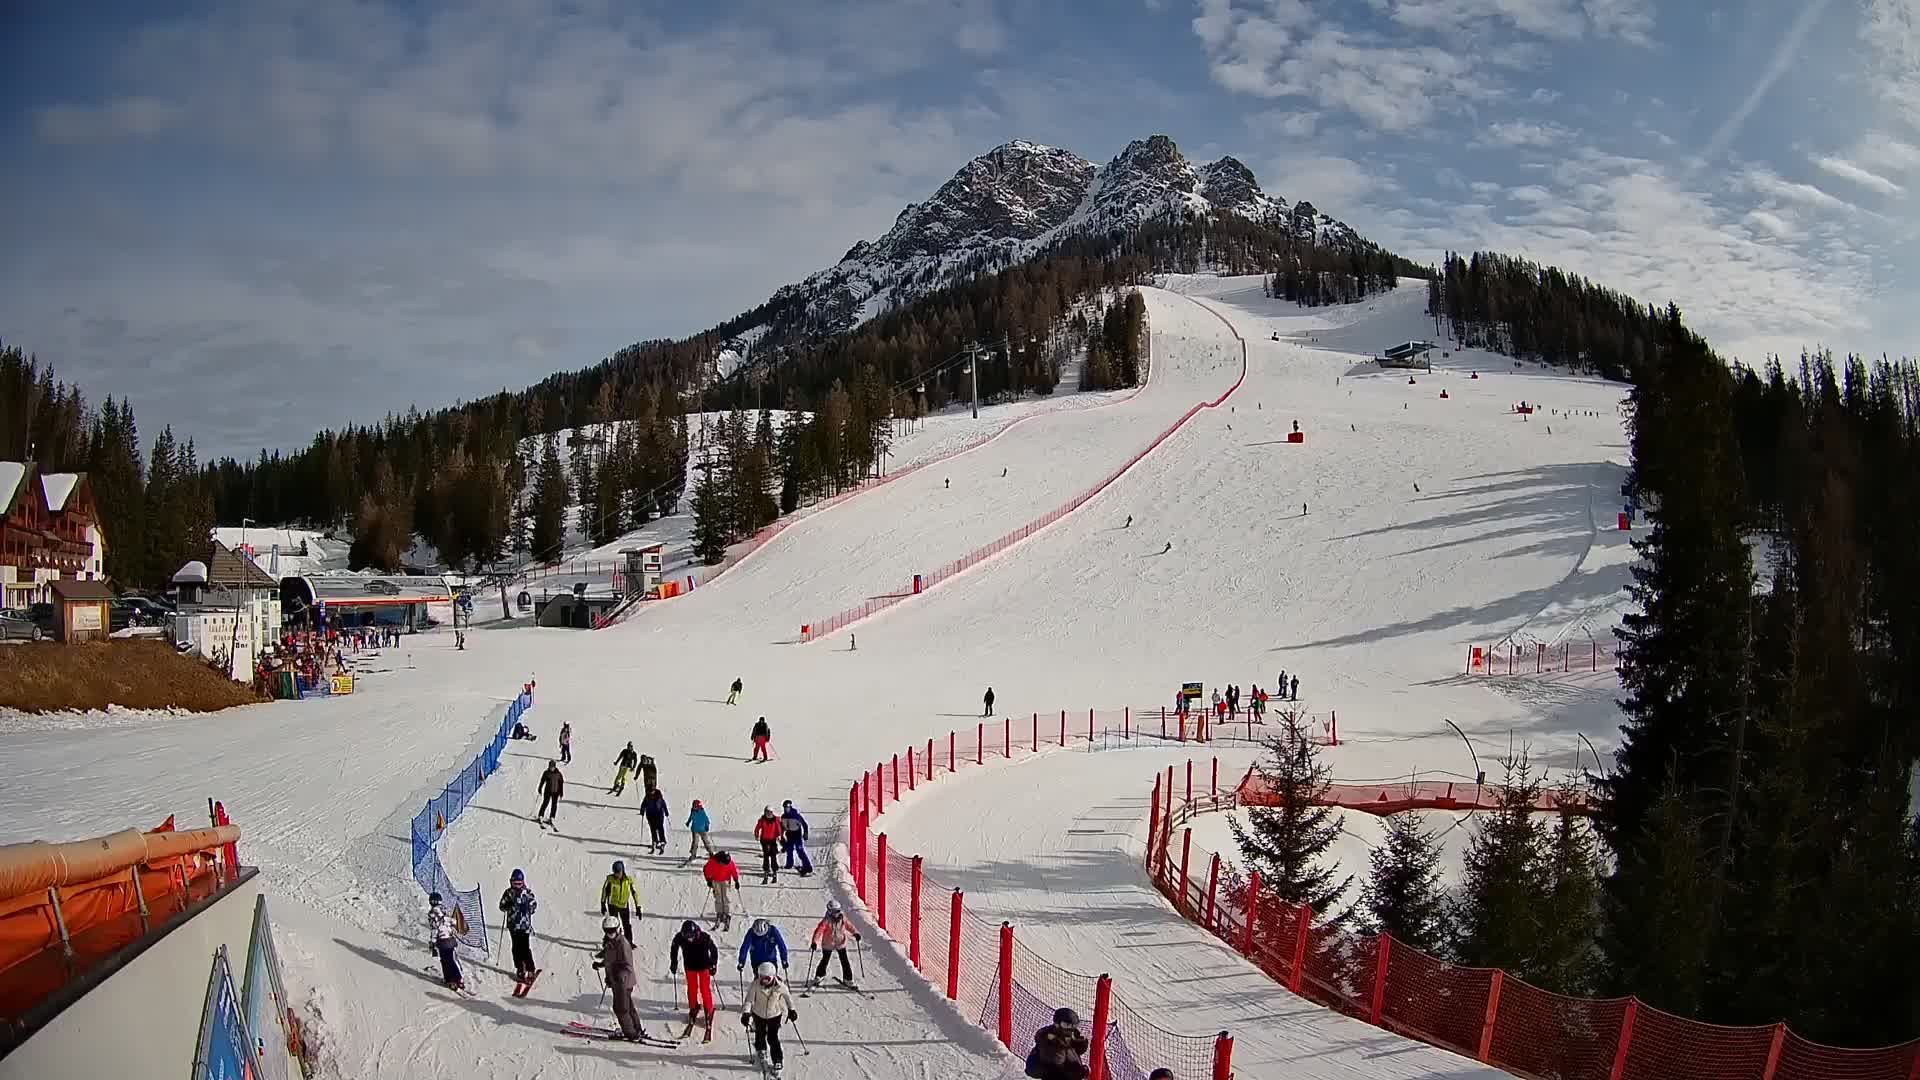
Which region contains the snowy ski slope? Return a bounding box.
[0,278,1636,1080]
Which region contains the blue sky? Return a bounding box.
[2,0,1915,456]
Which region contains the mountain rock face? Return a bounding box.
[714,134,1366,376]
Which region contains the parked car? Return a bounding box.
[0,613,40,642]
[121,596,174,622]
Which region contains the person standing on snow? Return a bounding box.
[594,915,647,1042]
[610,741,639,795]
[558,722,572,764]
[809,900,862,986]
[1026,1007,1091,1080]
[727,677,743,705]
[704,850,741,930]
[639,753,658,794]
[669,919,720,1040]
[742,962,798,1076]
[534,761,564,826]
[427,891,465,992]
[983,687,995,717]
[738,917,790,974]
[754,807,783,883]
[498,869,539,987]
[780,799,812,876]
[1290,674,1300,701]
[601,860,639,945]
[750,717,772,762]
[685,799,715,861]
[640,787,669,853]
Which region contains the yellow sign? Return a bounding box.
[330,673,355,695]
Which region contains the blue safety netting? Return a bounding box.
[409,687,534,955]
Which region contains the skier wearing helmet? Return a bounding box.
[593,914,645,1041]
[736,917,789,975]
[741,962,797,1076]
[703,850,741,930]
[809,900,862,987]
[668,920,720,1041]
[426,891,465,992]
[1026,1006,1091,1079]
[498,868,539,993]
[600,859,638,944]
[754,806,783,884]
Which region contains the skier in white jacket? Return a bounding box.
[742,962,797,1075]
[426,892,464,991]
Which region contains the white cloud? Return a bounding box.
[1737,167,1856,212]
[1529,87,1562,104]
[34,97,181,143]
[1812,154,1905,195]
[1381,0,1652,42]
[1508,184,1555,203]
[1744,209,1796,239]
[1250,109,1320,137]
[1478,120,1573,147]
[1263,152,1393,206]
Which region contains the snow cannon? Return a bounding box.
[1439,389,1450,399]
[1286,420,1305,445]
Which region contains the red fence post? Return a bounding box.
[875,763,885,816]
[1161,708,1167,740]
[1032,712,1038,751]
[1290,902,1313,993]
[1124,706,1130,739]
[948,731,955,773]
[997,923,1014,1050]
[907,747,916,791]
[877,833,889,931]
[1608,999,1638,1080]
[1330,710,1338,746]
[927,737,935,781]
[1178,829,1193,914]
[1146,777,1163,876]
[1088,975,1114,1080]
[849,784,865,901]
[1088,707,1094,743]
[909,855,924,971]
[1212,756,1219,797]
[1759,1024,1786,1080]
[1242,872,1261,955]
[977,722,984,765]
[1369,932,1392,1023]
[1003,717,1010,758]
[1205,853,1221,930]
[946,889,964,1000]
[1059,709,1066,747]
[892,754,900,801]
[1212,1033,1234,1080]
[1477,970,1504,1062]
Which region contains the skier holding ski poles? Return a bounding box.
[601,860,638,945]
[593,915,648,1042]
[780,799,812,877]
[499,869,540,994]
[640,787,670,854]
[534,761,563,827]
[669,919,720,1042]
[742,962,798,1076]
[754,807,783,883]
[808,901,862,988]
[750,717,772,761]
[704,850,741,930]
[610,742,639,795]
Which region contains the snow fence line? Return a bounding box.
[602,314,1163,630]
[405,680,536,956]
[799,294,1247,643]
[825,708,1240,1080]
[1148,766,1920,1080]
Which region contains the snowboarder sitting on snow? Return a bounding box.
[499,868,539,986]
[742,962,797,1076]
[593,914,646,1042]
[687,799,715,860]
[727,677,743,705]
[427,891,465,992]
[610,741,639,795]
[737,917,789,976]
[754,807,784,883]
[750,717,772,761]
[534,761,564,825]
[780,799,812,876]
[640,787,670,853]
[704,850,741,929]
[601,860,638,944]
[639,753,658,793]
[1026,1007,1091,1080]
[670,920,720,1035]
[810,900,861,984]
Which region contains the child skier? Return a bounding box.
[686,798,715,862]
[426,892,465,993]
[754,807,783,883]
[749,717,772,762]
[669,919,721,1041]
[808,900,862,987]
[703,850,741,930]
[498,869,540,993]
[534,761,564,826]
[779,799,812,876]
[593,915,647,1042]
[640,787,669,853]
[610,742,639,795]
[742,962,798,1077]
[558,722,572,764]
[1026,1007,1091,1080]
[600,860,639,944]
[727,677,743,705]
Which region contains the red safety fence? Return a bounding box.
[1469,640,1622,676]
[800,306,1250,643]
[1147,763,1920,1080]
[837,712,1237,1080]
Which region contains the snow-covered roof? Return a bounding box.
[172,560,209,585]
[0,462,24,513]
[39,472,80,511]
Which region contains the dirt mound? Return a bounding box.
[0,640,267,713]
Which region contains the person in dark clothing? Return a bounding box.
[639,753,659,793]
[669,920,720,1035]
[594,916,645,1041]
[750,717,772,761]
[727,677,742,705]
[640,788,670,853]
[779,799,812,875]
[558,722,572,764]
[535,761,564,824]
[611,742,639,795]
[1026,1007,1090,1079]
[498,869,538,982]
[983,687,995,717]
[1290,674,1299,701]
[753,807,783,883]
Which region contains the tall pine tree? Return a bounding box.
[1359,812,1448,951]
[1229,709,1352,914]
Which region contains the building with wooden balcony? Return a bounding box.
[0,462,106,610]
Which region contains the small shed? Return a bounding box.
[48,578,115,643]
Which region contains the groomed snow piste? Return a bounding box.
[0,277,1635,1079]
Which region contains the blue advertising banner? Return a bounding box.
[193,945,263,1080]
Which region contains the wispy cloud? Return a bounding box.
[1812,154,1904,195]
[1737,167,1856,212]
[34,97,181,143]
[1478,120,1573,148]
[1698,0,1837,164]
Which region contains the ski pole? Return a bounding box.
[858,938,867,979]
[806,945,816,986]
[788,1018,811,1056]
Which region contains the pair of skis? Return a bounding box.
[561,1021,680,1048]
[512,968,541,997]
[799,977,871,1001]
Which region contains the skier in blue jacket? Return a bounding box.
[779,800,813,876]
[737,918,789,974]
[683,799,714,864]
